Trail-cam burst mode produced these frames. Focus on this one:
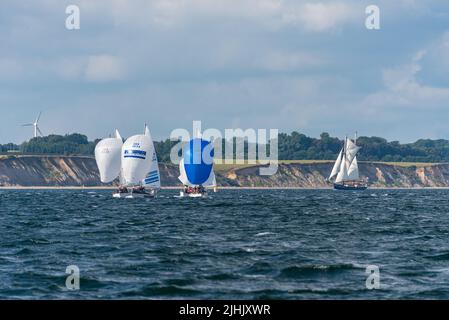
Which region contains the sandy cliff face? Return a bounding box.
[1,156,449,188]
[220,162,449,188]
[0,156,100,186]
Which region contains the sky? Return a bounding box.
[1,0,449,143]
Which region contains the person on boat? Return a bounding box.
[134,186,146,194]
[118,186,128,193]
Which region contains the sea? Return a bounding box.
[0,188,449,299]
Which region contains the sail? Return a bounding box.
[202,169,217,187]
[329,149,343,180]
[345,138,360,165]
[94,131,123,183]
[347,156,359,180]
[121,133,153,186]
[183,138,214,185]
[142,126,161,189]
[115,129,122,141]
[178,158,193,186]
[335,154,349,183]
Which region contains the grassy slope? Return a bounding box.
[213,160,446,172]
[1,155,445,170]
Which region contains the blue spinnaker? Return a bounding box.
[183,138,214,185]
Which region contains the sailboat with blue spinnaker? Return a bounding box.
[178,136,216,198]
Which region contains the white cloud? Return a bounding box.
[2,0,449,143]
[253,51,326,71]
[364,50,449,109]
[71,0,358,32]
[434,31,449,70]
[282,2,358,31]
[84,55,124,82]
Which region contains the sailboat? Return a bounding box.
[328,133,367,190]
[95,130,123,184]
[178,134,216,198]
[95,125,161,198]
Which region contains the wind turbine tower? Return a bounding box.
[22,112,43,138]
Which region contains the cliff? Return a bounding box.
[1,155,449,188]
[218,162,449,188]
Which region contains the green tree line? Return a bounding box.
[2,132,449,163]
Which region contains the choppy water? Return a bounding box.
[1,189,449,299]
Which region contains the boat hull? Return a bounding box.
[113,188,157,198]
[179,191,207,198]
[333,182,367,191]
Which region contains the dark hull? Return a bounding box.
[333,183,368,191]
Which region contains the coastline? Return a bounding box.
[3,156,449,189]
[2,186,449,190]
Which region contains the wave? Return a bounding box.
[426,252,449,261]
[121,285,202,298]
[278,263,358,278]
[255,232,275,237]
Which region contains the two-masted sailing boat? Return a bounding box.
[328,133,367,190]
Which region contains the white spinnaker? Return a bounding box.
[121,134,153,186]
[345,139,360,165]
[142,126,161,189]
[329,149,343,180]
[202,168,217,187]
[335,154,349,183]
[178,158,194,186]
[347,156,360,180]
[94,131,123,183]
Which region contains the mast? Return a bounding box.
[342,136,347,182]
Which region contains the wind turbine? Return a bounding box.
[22,112,43,138]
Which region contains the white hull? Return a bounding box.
[113,189,157,199]
[179,191,207,198]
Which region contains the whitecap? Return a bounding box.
[255,232,275,237]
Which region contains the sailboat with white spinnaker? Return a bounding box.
[95,125,161,198]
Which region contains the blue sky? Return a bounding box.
[1,0,449,143]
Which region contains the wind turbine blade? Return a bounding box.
[22,124,33,126]
[37,127,43,136]
[35,111,42,124]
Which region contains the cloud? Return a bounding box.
[431,31,449,72]
[2,0,449,144]
[84,55,124,82]
[253,51,326,71]
[363,50,449,110]
[282,2,358,31]
[70,0,360,32]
